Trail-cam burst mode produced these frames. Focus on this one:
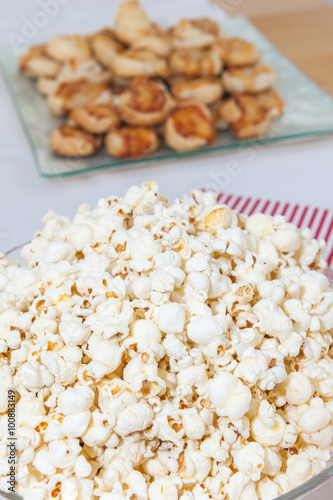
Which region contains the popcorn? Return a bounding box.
[114,402,154,437]
[57,385,94,416]
[251,411,286,446]
[62,410,91,438]
[44,240,76,263]
[87,335,125,376]
[148,477,179,500]
[298,406,331,434]
[187,315,224,345]
[208,373,251,420]
[283,372,314,405]
[286,454,313,486]
[253,298,293,342]
[232,442,265,481]
[132,319,162,342]
[2,181,333,499]
[203,205,238,234]
[48,438,82,469]
[82,410,113,446]
[246,213,273,238]
[181,408,206,440]
[157,303,185,334]
[33,446,56,476]
[178,447,211,484]
[59,315,90,346]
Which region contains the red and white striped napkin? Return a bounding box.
[214,192,333,266]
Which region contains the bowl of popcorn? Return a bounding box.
[1,182,333,500]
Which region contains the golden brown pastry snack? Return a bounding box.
[219,37,260,67]
[112,48,169,78]
[56,59,111,84]
[170,45,222,78]
[255,89,284,118]
[46,34,91,62]
[50,125,101,156]
[114,0,153,45]
[19,45,60,79]
[220,94,271,138]
[171,77,223,105]
[37,77,58,96]
[170,18,221,49]
[223,64,276,94]
[68,104,120,134]
[118,77,174,126]
[105,126,159,158]
[131,29,171,57]
[48,80,113,116]
[164,100,216,152]
[90,28,125,68]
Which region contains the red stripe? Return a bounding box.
[297,206,309,228]
[289,205,299,223]
[239,197,252,214]
[314,210,328,239]
[324,216,333,243]
[231,196,242,210]
[248,199,262,216]
[327,246,333,266]
[281,203,290,216]
[261,200,271,214]
[223,194,233,206]
[217,192,224,203]
[271,201,280,216]
[307,208,319,230]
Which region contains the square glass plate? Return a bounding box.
[1,16,333,178]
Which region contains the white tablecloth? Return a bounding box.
[0,2,333,499]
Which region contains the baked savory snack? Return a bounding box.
[219,94,271,138]
[117,77,174,126]
[131,29,171,57]
[255,88,285,118]
[170,45,222,78]
[219,37,260,67]
[50,125,101,156]
[18,0,284,159]
[90,28,125,68]
[46,34,91,62]
[68,104,121,134]
[37,77,58,96]
[48,80,113,116]
[19,45,60,79]
[211,101,229,131]
[171,77,223,105]
[223,64,276,94]
[56,59,111,84]
[170,18,221,49]
[114,0,153,45]
[164,100,216,152]
[112,48,169,78]
[105,126,159,158]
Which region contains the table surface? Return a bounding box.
[0,1,333,498]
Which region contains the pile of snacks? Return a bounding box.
[18,0,284,159]
[1,181,333,500]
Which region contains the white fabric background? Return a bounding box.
[0,2,333,499]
